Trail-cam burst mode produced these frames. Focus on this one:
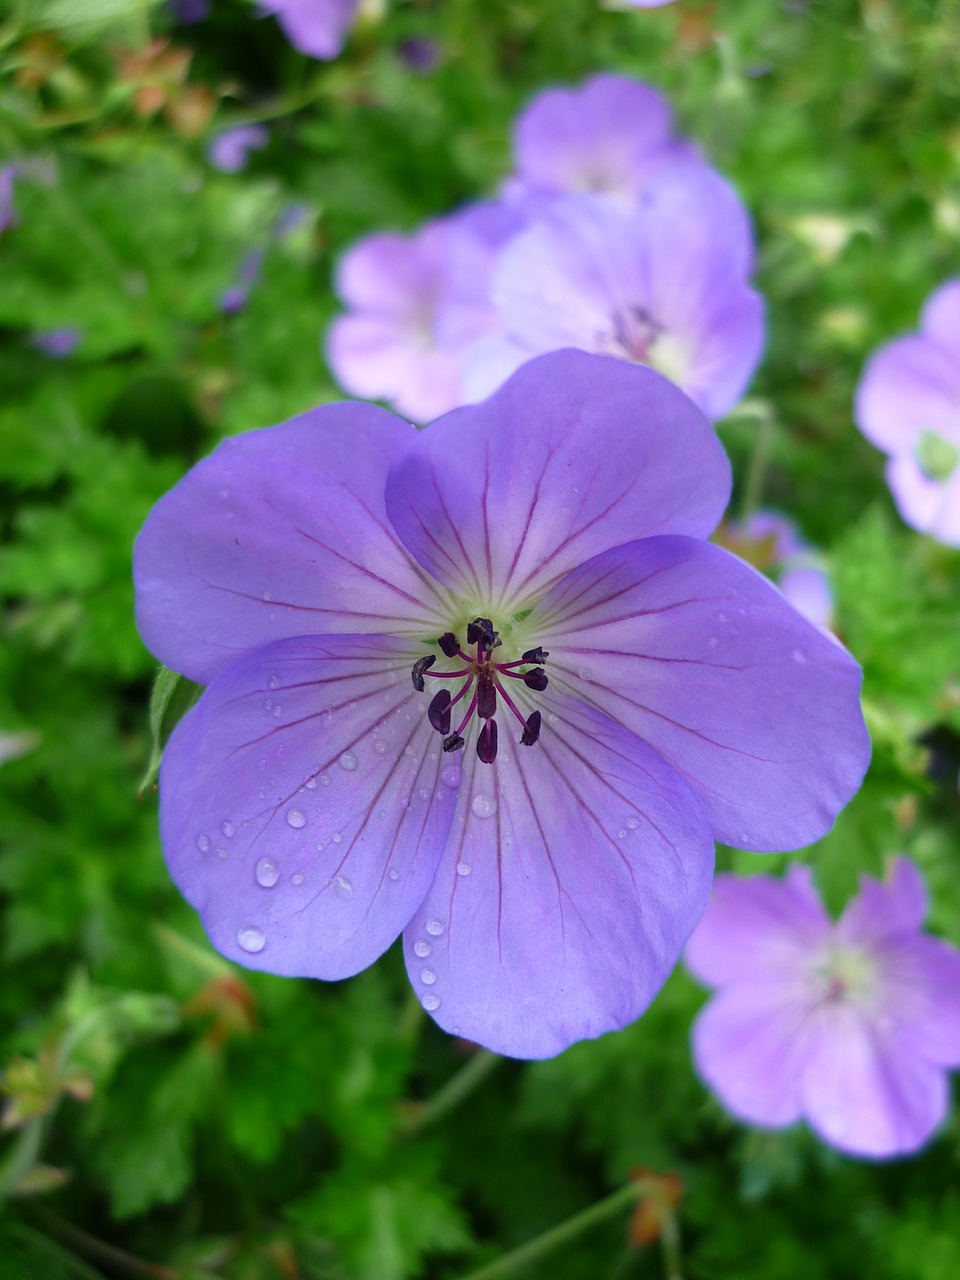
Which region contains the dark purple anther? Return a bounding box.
[467,617,499,651]
[443,732,465,753]
[428,689,452,733]
[521,647,549,664]
[411,655,436,690]
[521,711,542,747]
[477,674,497,719]
[438,632,460,657]
[523,669,548,691]
[477,718,499,764]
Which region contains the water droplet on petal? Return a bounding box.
[420,968,437,985]
[268,674,279,688]
[626,815,640,829]
[216,846,228,859]
[414,940,431,958]
[272,705,282,718]
[221,821,235,838]
[237,926,265,953]
[422,993,440,1011]
[332,832,344,845]
[263,590,273,601]
[388,868,400,881]
[457,862,472,877]
[255,857,280,887]
[196,834,211,852]
[264,698,273,710]
[338,751,358,772]
[471,793,495,819]
[374,739,388,755]
[792,648,807,663]
[426,919,444,936]
[617,828,627,839]
[333,875,354,901]
[286,808,307,829]
[290,872,305,886]
[418,786,430,801]
[320,774,331,787]
[305,777,318,790]
[441,764,462,789]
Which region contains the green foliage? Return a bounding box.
[1,0,960,1277]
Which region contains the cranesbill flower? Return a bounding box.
[135,350,869,1059]
[208,124,268,173]
[713,510,833,631]
[507,73,694,211]
[855,278,960,546]
[686,859,960,1158]
[260,0,361,60]
[326,206,520,423]
[464,166,763,419]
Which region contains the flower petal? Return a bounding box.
[854,334,960,456]
[135,402,449,684]
[884,453,960,548]
[875,933,960,1068]
[159,634,455,979]
[691,982,809,1126]
[798,1004,948,1158]
[401,693,714,1059]
[685,867,831,989]
[384,350,731,608]
[532,536,870,850]
[836,857,927,946]
[919,277,960,354]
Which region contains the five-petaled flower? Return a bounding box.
[135,350,869,1059]
[686,858,960,1158]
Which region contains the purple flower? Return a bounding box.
[623,0,675,7]
[0,165,19,233]
[208,124,269,173]
[464,166,763,419]
[686,859,960,1158]
[135,350,869,1059]
[30,327,83,358]
[326,206,519,422]
[716,510,834,631]
[260,0,362,60]
[168,0,209,21]
[507,74,696,211]
[855,279,960,546]
[219,249,266,315]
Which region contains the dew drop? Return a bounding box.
[268,674,279,688]
[333,875,354,901]
[471,793,495,819]
[255,857,280,888]
[792,648,807,663]
[272,705,282,718]
[268,611,277,621]
[388,868,400,881]
[320,774,331,787]
[441,764,462,789]
[221,820,235,838]
[418,786,431,801]
[196,834,211,852]
[626,815,640,829]
[426,919,444,936]
[258,787,266,800]
[305,777,318,790]
[331,832,343,844]
[263,698,273,710]
[338,751,358,772]
[456,862,472,877]
[262,590,273,601]
[617,828,627,839]
[237,926,265,953]
[420,968,437,985]
[373,739,389,755]
[422,993,440,1011]
[219,487,230,499]
[290,872,305,886]
[414,940,432,958]
[286,808,307,829]
[216,846,228,859]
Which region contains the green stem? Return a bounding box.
[0,1117,45,1200]
[659,1209,684,1280]
[739,403,774,523]
[402,1049,500,1136]
[29,1206,180,1278]
[455,1180,647,1280]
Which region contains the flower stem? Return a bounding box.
[738,400,775,523]
[454,1180,648,1280]
[402,1048,500,1136]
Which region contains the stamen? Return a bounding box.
[521,711,541,747]
[476,673,497,719]
[521,647,549,664]
[428,689,452,734]
[411,655,436,691]
[443,732,465,753]
[477,718,498,764]
[438,632,460,657]
[522,668,548,691]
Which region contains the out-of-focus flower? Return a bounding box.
[326,205,520,422]
[506,73,697,211]
[220,249,266,315]
[260,0,362,60]
[208,124,268,173]
[714,510,833,630]
[135,350,869,1058]
[30,328,83,358]
[169,0,209,21]
[464,166,763,420]
[0,165,19,232]
[855,279,960,546]
[398,37,441,73]
[686,859,960,1158]
[0,730,39,767]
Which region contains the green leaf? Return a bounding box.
[138,666,203,796]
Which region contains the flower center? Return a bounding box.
[410,617,548,765]
[810,944,876,1007]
